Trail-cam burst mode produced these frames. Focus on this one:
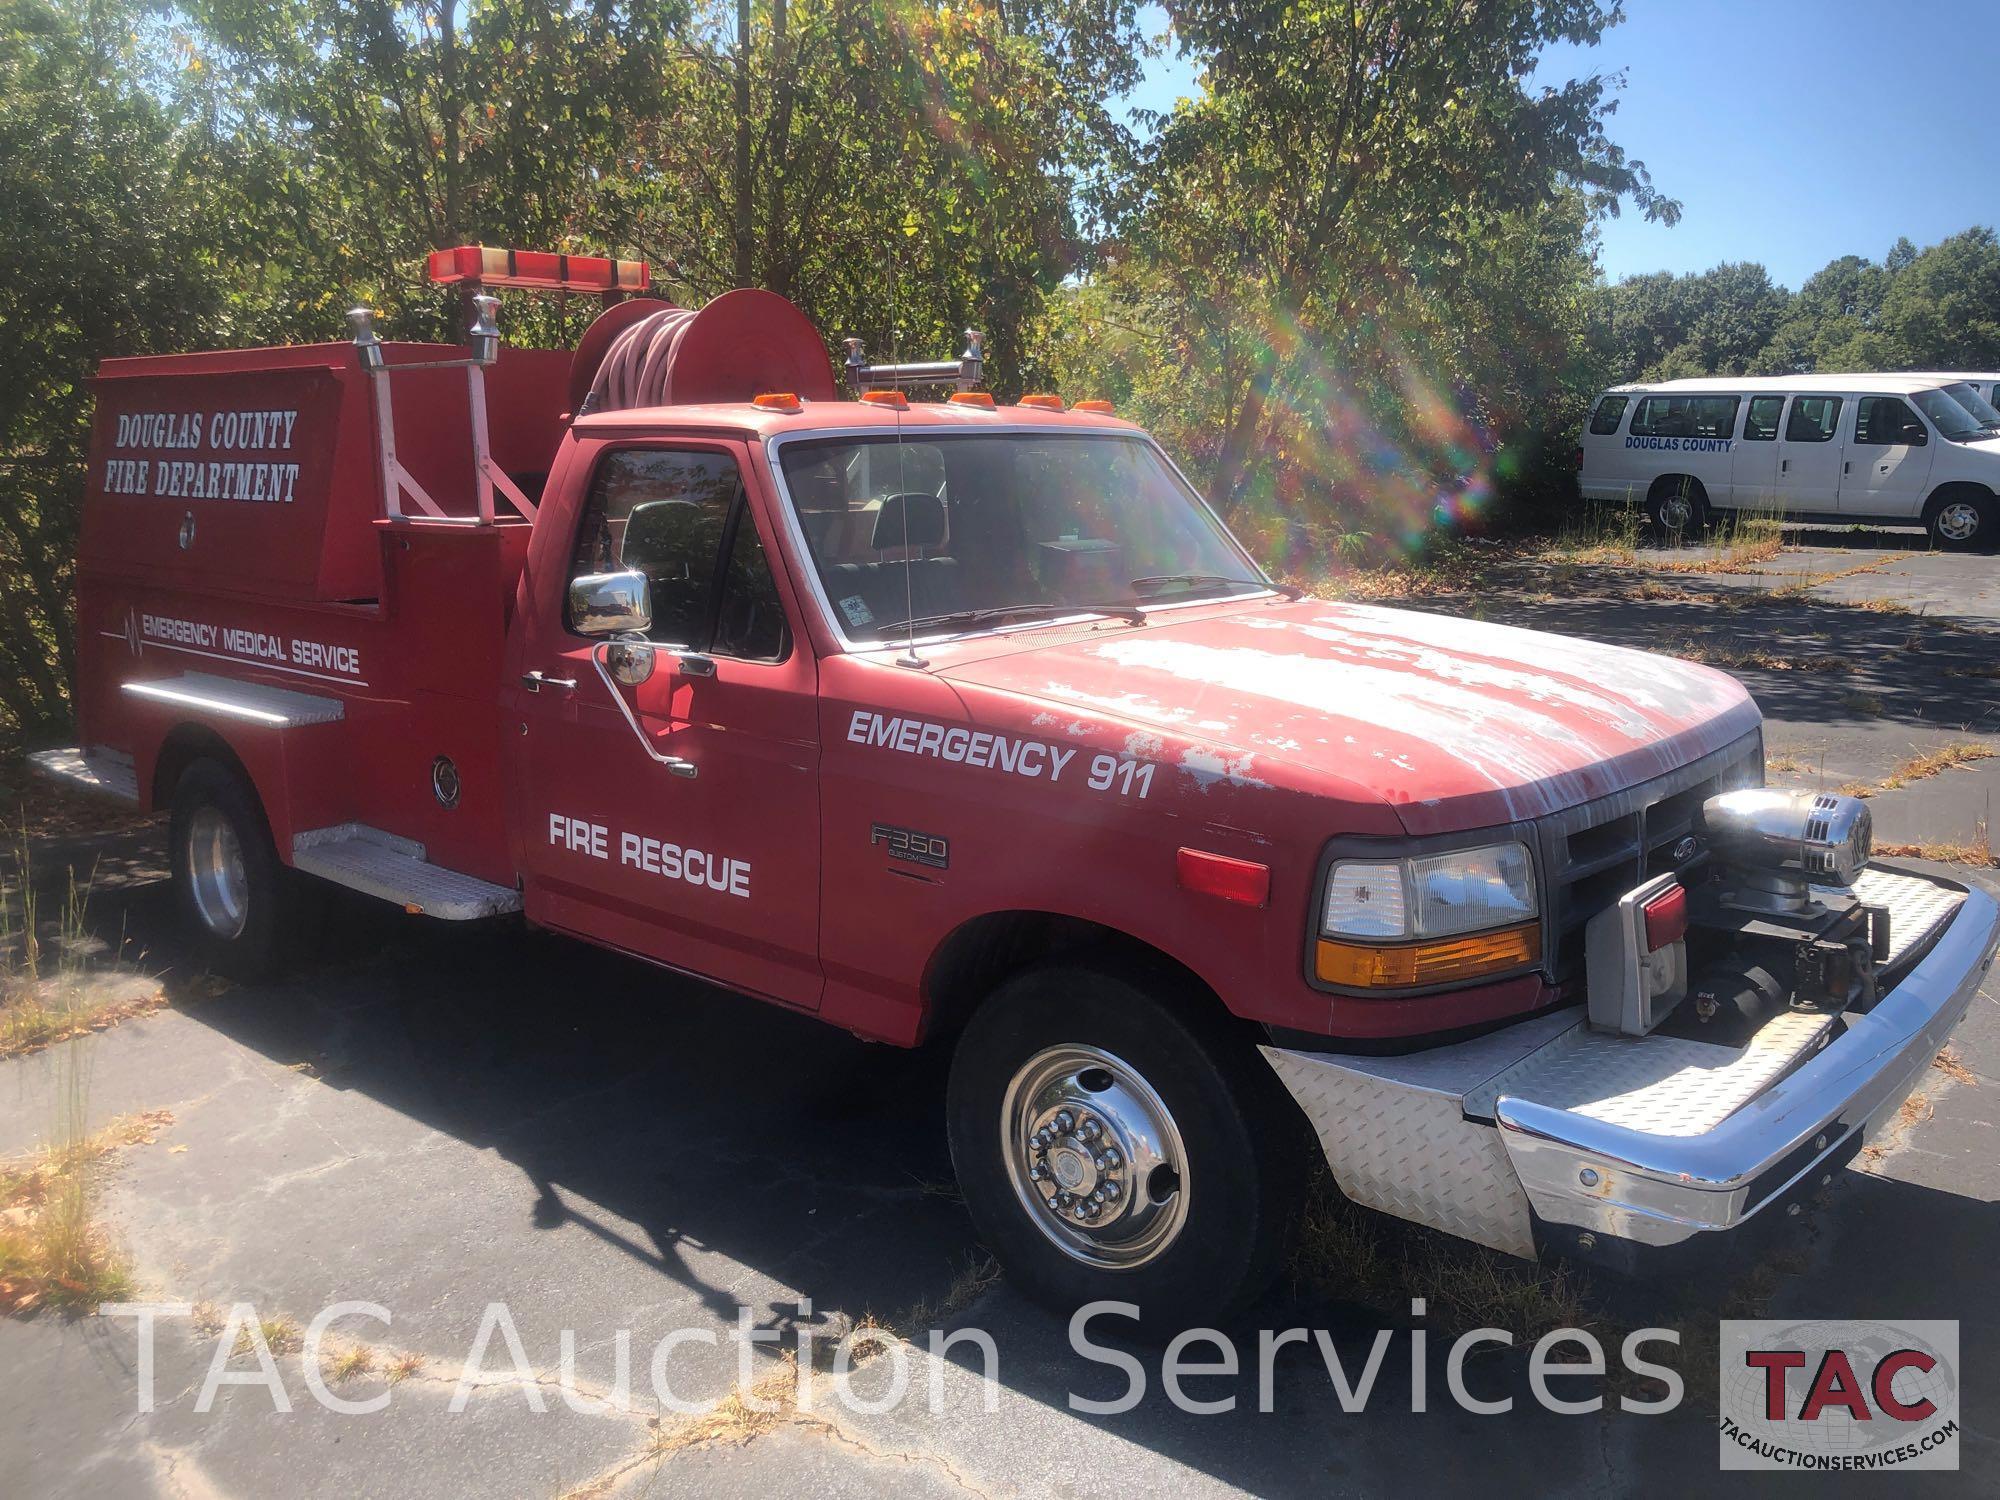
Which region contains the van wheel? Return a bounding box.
[1925,489,1995,551]
[1647,477,1708,537]
[945,957,1305,1326]
[168,759,318,981]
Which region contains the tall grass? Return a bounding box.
[0,829,141,1315]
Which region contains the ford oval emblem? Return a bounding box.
[1672,835,1700,863]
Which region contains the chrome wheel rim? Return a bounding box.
[1001,1044,1189,1270]
[186,806,248,940]
[1937,501,1980,542]
[1657,493,1693,530]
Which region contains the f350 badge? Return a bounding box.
[871,822,949,870]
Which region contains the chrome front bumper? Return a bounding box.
[1262,870,2000,1260]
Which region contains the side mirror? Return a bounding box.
[570,570,651,636]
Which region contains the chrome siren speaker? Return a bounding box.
[1699,787,1872,915]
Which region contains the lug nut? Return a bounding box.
[1028,1163,1045,1181]
[1084,1201,1101,1220]
[1100,1181,1118,1200]
[1054,1109,1075,1133]
[1080,1119,1102,1141]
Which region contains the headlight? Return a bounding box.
[1316,841,1540,990]
[1321,842,1536,939]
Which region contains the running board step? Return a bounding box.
[291,824,520,920]
[29,746,139,805]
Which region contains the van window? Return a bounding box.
[1854,397,1928,447]
[1742,396,1784,441]
[1588,395,1629,435]
[1630,395,1739,440]
[1785,396,1842,443]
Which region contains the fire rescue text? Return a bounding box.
[547,814,752,899]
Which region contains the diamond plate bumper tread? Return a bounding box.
[292,823,521,919]
[1261,1046,1538,1257]
[1262,863,1983,1256]
[1465,1011,1832,1136]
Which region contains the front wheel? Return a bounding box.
[946,958,1305,1324]
[1926,490,1996,552]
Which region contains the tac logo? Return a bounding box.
[1719,1320,1958,1471]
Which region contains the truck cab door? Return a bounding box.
[1774,394,1846,514]
[505,439,822,1010]
[1840,396,1935,518]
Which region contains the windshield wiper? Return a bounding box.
[1129,572,1301,599]
[876,601,1147,637]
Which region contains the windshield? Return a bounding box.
[1912,387,1986,441]
[777,433,1268,642]
[1941,381,2000,431]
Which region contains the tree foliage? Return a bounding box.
[4,0,2000,742]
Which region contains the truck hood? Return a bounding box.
[936,599,1762,835]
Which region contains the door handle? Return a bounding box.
[1842,461,1851,475]
[677,653,718,677]
[520,670,578,693]
[1780,458,1789,474]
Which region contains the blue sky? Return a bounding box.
[1117,0,2000,292]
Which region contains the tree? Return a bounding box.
[1873,227,2000,370]
[1121,0,1675,514]
[0,0,232,737]
[181,0,683,342]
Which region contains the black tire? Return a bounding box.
[946,955,1307,1327]
[1646,476,1708,538]
[167,758,319,981]
[1924,488,1996,552]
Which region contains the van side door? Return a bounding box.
[1729,395,1784,512]
[1840,396,1934,518]
[1774,394,1845,515]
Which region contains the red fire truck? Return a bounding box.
[39,248,2000,1315]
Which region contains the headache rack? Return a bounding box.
[840,330,985,394]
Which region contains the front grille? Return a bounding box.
[1534,730,1764,978]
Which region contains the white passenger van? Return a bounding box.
[1579,374,2000,549]
[1905,374,2000,427]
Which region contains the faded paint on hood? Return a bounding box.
[937,599,1761,835]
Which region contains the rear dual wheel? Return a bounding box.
[946,958,1306,1325]
[168,759,319,981]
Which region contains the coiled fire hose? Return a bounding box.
[587,305,697,412]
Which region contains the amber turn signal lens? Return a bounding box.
[860,389,909,409]
[1073,398,1116,415]
[1315,922,1540,988]
[1017,393,1066,411]
[752,391,802,411]
[947,391,997,408]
